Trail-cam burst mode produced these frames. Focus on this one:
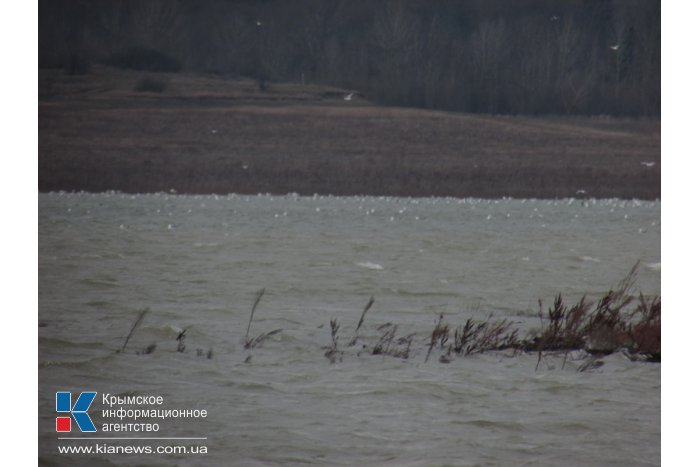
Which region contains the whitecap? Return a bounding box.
[644,262,661,272]
[356,261,384,270]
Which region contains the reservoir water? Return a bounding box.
[39,192,660,466]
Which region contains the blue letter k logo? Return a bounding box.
[56,392,97,432]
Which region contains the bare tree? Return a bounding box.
[128,0,184,51]
[468,19,507,113]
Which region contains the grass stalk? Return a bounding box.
[348,296,374,346]
[244,288,266,348]
[119,308,149,353]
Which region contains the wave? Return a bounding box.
[355,261,384,270]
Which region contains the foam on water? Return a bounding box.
[356,261,384,270]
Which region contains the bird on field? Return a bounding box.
[344,92,354,101]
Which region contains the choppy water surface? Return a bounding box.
[39,193,660,466]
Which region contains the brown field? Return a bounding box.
[39,67,660,199]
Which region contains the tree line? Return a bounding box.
[39,0,660,116]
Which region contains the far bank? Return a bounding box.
[39,67,660,199]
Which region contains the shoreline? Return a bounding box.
[38,190,660,203]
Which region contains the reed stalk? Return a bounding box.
[348,296,374,346]
[119,308,149,353]
[244,288,266,348]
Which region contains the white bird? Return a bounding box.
[641,161,656,168]
[256,21,262,27]
[344,92,354,101]
[610,44,620,51]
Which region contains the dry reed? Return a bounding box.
[119,308,149,353]
[348,296,375,346]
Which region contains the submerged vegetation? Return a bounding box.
[116,263,659,369]
[322,262,659,367]
[528,261,660,362]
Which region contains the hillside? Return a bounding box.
[39,67,660,199]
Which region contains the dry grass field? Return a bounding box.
[39,67,660,199]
